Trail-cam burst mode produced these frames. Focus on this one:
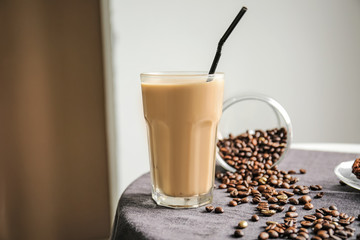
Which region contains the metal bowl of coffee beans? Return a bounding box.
[216,94,292,172]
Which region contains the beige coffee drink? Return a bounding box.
[141,72,224,208]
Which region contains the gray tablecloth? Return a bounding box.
[111,149,360,240]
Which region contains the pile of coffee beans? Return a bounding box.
[352,158,360,179]
[214,165,321,217]
[217,127,288,170]
[204,127,358,239]
[258,205,358,240]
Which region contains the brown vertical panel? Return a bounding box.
[0,0,110,239]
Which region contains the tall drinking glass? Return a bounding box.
[141,72,224,208]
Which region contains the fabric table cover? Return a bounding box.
[111,149,360,240]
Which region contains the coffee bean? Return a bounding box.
[238,221,248,229]
[289,198,299,205]
[205,206,214,212]
[314,212,323,219]
[303,215,317,221]
[314,192,324,199]
[269,204,279,210]
[277,194,288,200]
[313,223,322,231]
[240,197,249,203]
[299,169,306,174]
[331,210,340,217]
[215,207,224,213]
[277,206,285,212]
[284,227,295,235]
[219,184,227,189]
[339,219,350,225]
[268,230,279,238]
[229,200,238,207]
[261,209,276,216]
[230,189,239,197]
[339,212,348,219]
[288,206,297,212]
[298,232,309,239]
[268,197,278,203]
[258,232,269,240]
[310,185,323,191]
[286,212,299,218]
[298,195,312,204]
[311,236,321,240]
[288,170,296,174]
[300,220,314,227]
[266,221,278,226]
[317,230,329,238]
[251,214,259,221]
[299,228,308,233]
[284,191,295,197]
[304,203,314,210]
[323,222,335,230]
[234,229,244,238]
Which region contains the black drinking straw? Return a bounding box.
[207,7,247,81]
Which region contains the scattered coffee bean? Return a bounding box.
[268,197,278,203]
[251,214,259,221]
[304,203,314,210]
[258,232,269,240]
[205,206,214,212]
[240,197,249,203]
[311,236,321,240]
[266,221,278,226]
[234,229,244,238]
[277,206,285,212]
[317,230,329,238]
[298,195,312,204]
[277,194,288,200]
[229,200,238,207]
[314,192,324,199]
[303,215,316,221]
[300,220,314,228]
[299,169,306,174]
[261,209,276,216]
[268,229,279,238]
[238,221,248,229]
[329,205,337,210]
[298,231,309,239]
[288,206,297,212]
[286,212,299,218]
[289,198,299,205]
[310,185,322,191]
[215,207,224,213]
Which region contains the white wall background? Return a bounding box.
[110,0,360,196]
